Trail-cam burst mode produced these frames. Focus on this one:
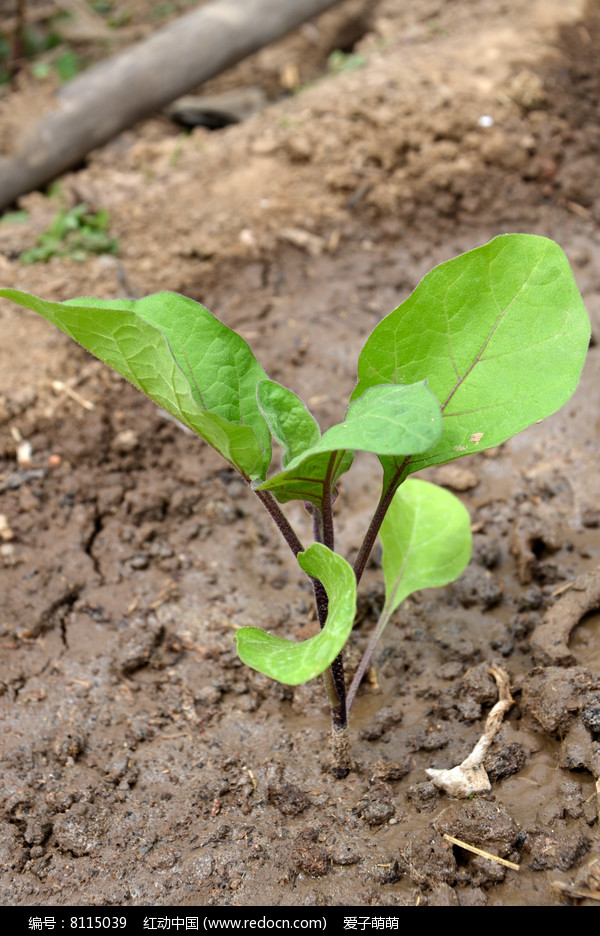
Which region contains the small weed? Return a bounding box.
[31,61,52,80]
[89,0,115,12]
[429,19,450,37]
[169,133,189,167]
[150,3,178,21]
[55,50,81,83]
[327,50,367,76]
[0,211,29,225]
[20,203,119,264]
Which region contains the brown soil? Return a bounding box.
[1,0,600,908]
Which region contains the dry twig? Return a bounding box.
[426,665,514,797]
[443,834,520,871]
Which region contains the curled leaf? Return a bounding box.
[234,543,356,685]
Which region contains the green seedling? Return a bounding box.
[327,49,367,76]
[20,203,118,264]
[54,50,82,83]
[0,234,590,776]
[0,211,29,225]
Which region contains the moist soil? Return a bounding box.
[1,0,600,908]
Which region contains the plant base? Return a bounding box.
[331,723,352,779]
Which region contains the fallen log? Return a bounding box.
[0,0,343,211]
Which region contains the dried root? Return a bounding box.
[426,666,513,797]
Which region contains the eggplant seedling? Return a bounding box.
[0,234,590,776]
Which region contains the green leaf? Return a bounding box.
[56,51,82,83]
[257,380,320,467]
[0,211,29,225]
[256,381,441,506]
[0,289,272,479]
[255,449,354,507]
[380,479,472,614]
[353,235,590,478]
[234,543,357,685]
[314,382,441,457]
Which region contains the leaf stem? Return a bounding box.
[345,459,409,721]
[252,487,304,557]
[352,458,409,585]
[304,459,348,773]
[346,598,393,713]
[311,503,324,546]
[320,452,337,552]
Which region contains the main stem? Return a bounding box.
[253,487,331,647]
[253,488,304,557]
[252,456,407,778]
[314,454,350,777]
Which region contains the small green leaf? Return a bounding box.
[353,235,590,478]
[380,479,472,614]
[56,51,82,83]
[254,451,354,509]
[314,382,441,457]
[0,211,29,225]
[256,381,441,506]
[234,543,356,685]
[31,61,52,80]
[255,449,354,507]
[257,380,320,467]
[0,289,272,479]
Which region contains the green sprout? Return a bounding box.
[20,203,118,264]
[0,234,589,776]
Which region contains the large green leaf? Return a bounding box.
[379,479,472,614]
[0,289,272,479]
[234,543,356,685]
[255,381,441,505]
[352,235,590,480]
